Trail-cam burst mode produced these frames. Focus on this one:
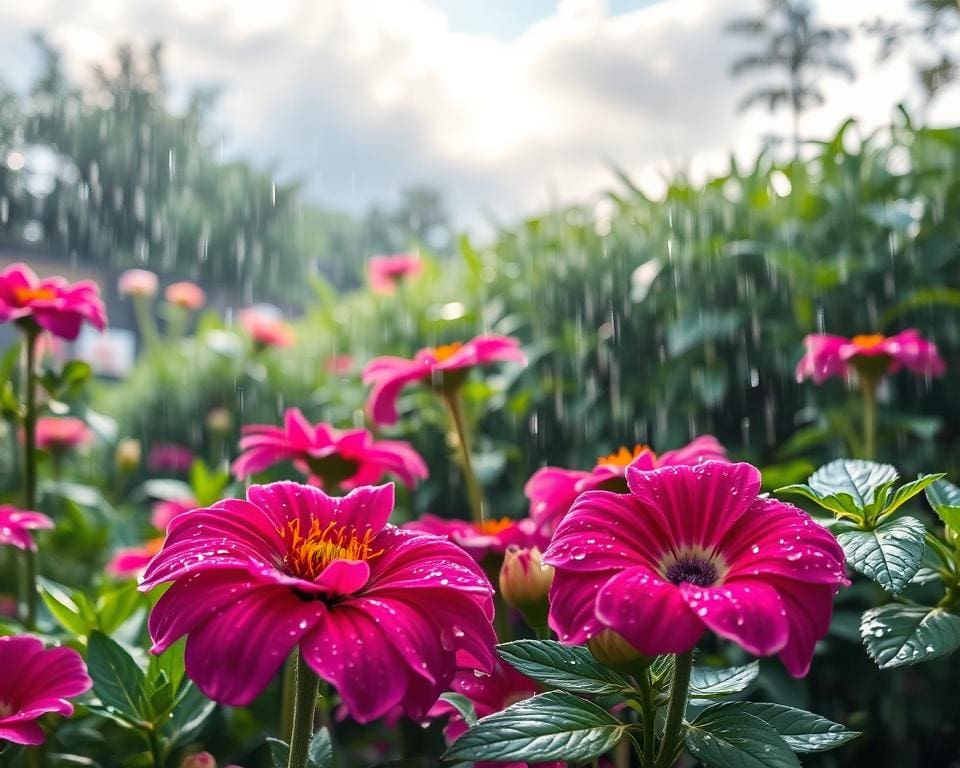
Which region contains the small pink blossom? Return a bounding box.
[0,506,53,551]
[0,263,106,340]
[796,329,945,384]
[543,461,848,677]
[0,635,92,745]
[525,435,728,538]
[403,515,538,562]
[362,335,526,425]
[151,498,197,531]
[118,269,159,297]
[232,408,428,490]
[238,308,295,348]
[148,443,195,474]
[325,354,355,376]
[368,253,423,295]
[140,482,496,721]
[165,281,206,310]
[107,538,165,579]
[34,417,93,453]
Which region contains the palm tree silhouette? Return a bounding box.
[726,0,855,153]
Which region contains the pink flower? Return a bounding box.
[232,408,428,490]
[543,461,848,677]
[151,498,197,531]
[140,482,496,720]
[165,281,206,310]
[403,515,538,562]
[107,538,165,579]
[148,443,195,474]
[433,662,563,768]
[118,269,159,297]
[526,436,728,539]
[0,263,106,340]
[325,354,355,376]
[238,308,295,348]
[0,506,53,551]
[0,635,92,745]
[363,335,526,425]
[368,253,423,295]
[34,417,93,453]
[796,329,945,384]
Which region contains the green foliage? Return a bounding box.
[688,663,759,705]
[496,639,635,696]
[860,604,960,668]
[684,705,800,768]
[835,517,927,594]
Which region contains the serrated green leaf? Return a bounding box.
[725,702,860,752]
[87,631,147,724]
[688,663,759,705]
[926,478,960,532]
[443,690,626,763]
[440,692,478,727]
[878,474,944,521]
[836,516,926,593]
[808,460,899,510]
[496,640,633,695]
[860,604,960,669]
[685,706,799,768]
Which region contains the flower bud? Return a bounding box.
[499,546,553,628]
[588,628,643,669]
[180,752,216,768]
[205,407,233,435]
[115,438,142,473]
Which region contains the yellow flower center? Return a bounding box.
[284,519,383,581]
[851,334,886,351]
[432,342,463,362]
[477,517,513,536]
[597,444,654,468]
[14,287,56,305]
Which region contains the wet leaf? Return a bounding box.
[860,604,960,669]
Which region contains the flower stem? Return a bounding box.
[286,654,320,768]
[442,391,486,524]
[637,669,657,768]
[20,327,39,629]
[132,294,160,353]
[280,654,296,741]
[860,375,878,461]
[654,650,693,768]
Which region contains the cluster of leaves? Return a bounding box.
[446,640,858,767]
[779,459,960,669]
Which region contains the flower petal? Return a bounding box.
[0,720,45,745]
[771,578,837,677]
[681,579,789,657]
[547,568,610,645]
[315,560,370,597]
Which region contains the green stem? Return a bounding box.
[442,390,486,524]
[286,654,320,768]
[637,669,657,768]
[20,327,39,629]
[133,294,160,353]
[861,376,877,461]
[655,650,694,768]
[146,728,163,768]
[280,654,296,741]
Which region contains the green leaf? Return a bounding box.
[685,706,800,768]
[308,728,333,768]
[496,640,633,695]
[836,516,926,593]
[95,582,143,634]
[189,459,230,507]
[727,702,860,752]
[267,738,289,768]
[878,474,944,521]
[166,682,216,747]
[38,579,91,637]
[808,459,899,510]
[440,693,478,727]
[147,638,186,699]
[926,478,960,532]
[443,690,626,764]
[86,631,147,724]
[860,604,960,669]
[774,484,862,518]
[688,663,759,705]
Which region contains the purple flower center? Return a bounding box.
[665,556,718,587]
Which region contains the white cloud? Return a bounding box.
[0,0,956,226]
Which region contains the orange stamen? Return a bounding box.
[597,444,654,467]
[477,517,514,536]
[283,519,383,581]
[851,334,886,350]
[432,342,463,362]
[14,287,56,305]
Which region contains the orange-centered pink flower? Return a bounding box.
[796,329,945,384]
[0,263,106,340]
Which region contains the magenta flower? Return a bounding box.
[367,253,423,295]
[107,538,165,579]
[0,263,106,340]
[543,461,848,677]
[403,514,538,562]
[139,482,496,720]
[118,269,159,297]
[525,436,728,539]
[325,354,355,376]
[148,443,195,474]
[0,506,53,551]
[238,308,295,348]
[363,335,526,425]
[796,329,945,384]
[232,408,428,491]
[151,498,196,531]
[165,281,206,310]
[34,417,93,453]
[0,635,92,745]
[433,662,562,768]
